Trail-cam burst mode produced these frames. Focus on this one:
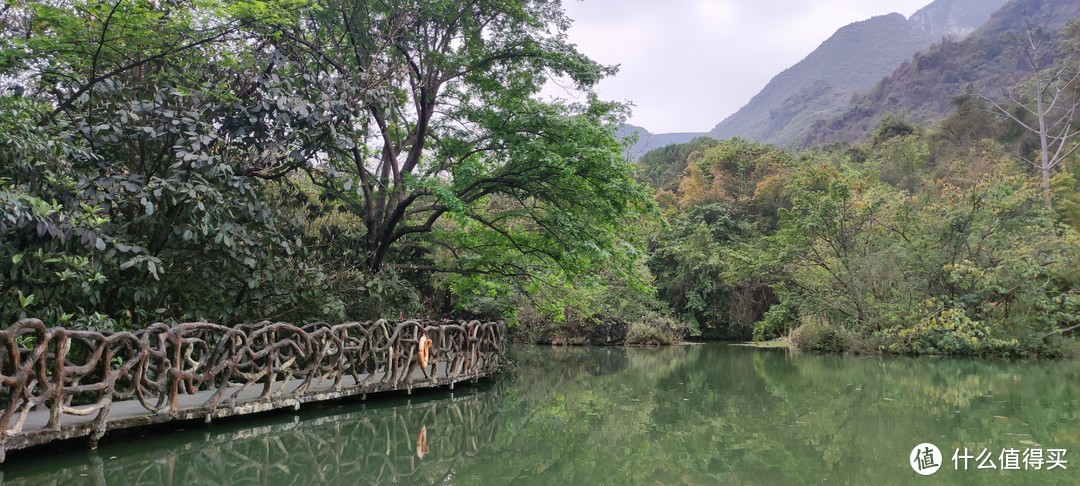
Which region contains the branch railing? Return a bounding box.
[0,318,505,445]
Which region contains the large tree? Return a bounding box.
[2,0,652,324]
[250,0,650,280]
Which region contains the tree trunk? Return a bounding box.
[1036,77,1054,210]
[1042,164,1054,209]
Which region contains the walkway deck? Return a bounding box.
[0,319,505,462]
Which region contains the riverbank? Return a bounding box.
[782,319,1080,358]
[508,313,690,346]
[732,339,792,349]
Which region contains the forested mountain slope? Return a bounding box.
[707,0,1005,147]
[804,0,1080,146]
[623,0,1005,154]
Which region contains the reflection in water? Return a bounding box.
[3,344,1080,485]
[468,345,1080,485]
[416,424,429,459]
[0,387,503,485]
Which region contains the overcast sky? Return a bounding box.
[546,0,933,133]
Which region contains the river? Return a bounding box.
[2,344,1078,484]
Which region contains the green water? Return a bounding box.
[2,344,1079,484]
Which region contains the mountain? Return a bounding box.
[908,0,1009,39]
[707,0,1006,147]
[624,0,1009,157]
[618,124,705,160]
[804,0,1080,147]
[707,13,935,147]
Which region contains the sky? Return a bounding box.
[545,0,933,134]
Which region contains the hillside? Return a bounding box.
[628,0,1005,153]
[707,13,937,147]
[618,124,705,160]
[707,0,1006,148]
[804,0,1080,147]
[623,0,1007,156]
[621,11,927,157]
[908,0,1008,39]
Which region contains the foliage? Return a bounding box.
[635,136,721,191]
[240,0,660,321]
[253,0,651,282]
[641,114,1079,355]
[752,299,797,341]
[876,299,1020,356]
[0,0,311,328]
[502,255,672,342]
[972,19,1080,207]
[5,0,1078,353]
[738,157,1077,355]
[0,96,112,328]
[645,139,789,339]
[1054,159,1080,230]
[867,117,930,192]
[738,163,916,333]
[788,319,849,354]
[626,314,688,346]
[1,0,659,331]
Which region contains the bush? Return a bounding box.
[789,318,849,353]
[877,300,1020,356]
[753,300,797,341]
[627,313,690,345]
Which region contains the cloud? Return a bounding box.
[549,0,931,133]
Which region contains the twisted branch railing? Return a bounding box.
[0,318,505,460]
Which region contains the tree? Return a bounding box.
[975,21,1080,208]
[1,0,653,325]
[257,0,650,282]
[1,0,316,326]
[644,139,790,338]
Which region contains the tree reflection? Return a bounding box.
[1,387,504,485]
[466,345,1080,485]
[4,345,1080,485]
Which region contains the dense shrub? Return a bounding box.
[877,300,1020,356]
[789,319,849,354]
[627,314,690,345]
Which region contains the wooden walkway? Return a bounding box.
[0,319,505,462]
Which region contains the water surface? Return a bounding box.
[2,344,1078,484]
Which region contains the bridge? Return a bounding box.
[0,318,506,462]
